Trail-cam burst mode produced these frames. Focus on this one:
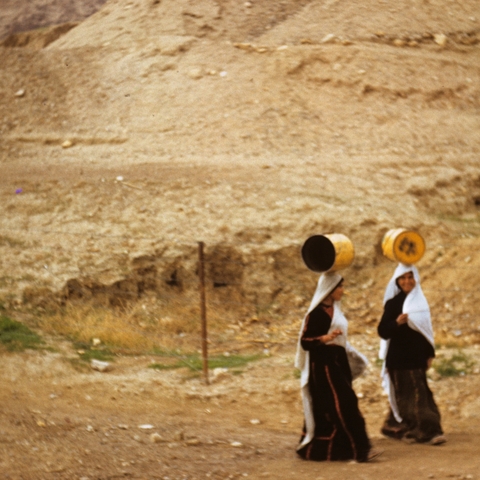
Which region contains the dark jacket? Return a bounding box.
[378,291,435,370]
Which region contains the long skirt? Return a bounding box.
[381,368,443,442]
[297,346,371,462]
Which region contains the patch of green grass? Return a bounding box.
[434,350,475,377]
[73,341,115,362]
[0,315,44,352]
[149,353,262,373]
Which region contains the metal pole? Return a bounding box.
[198,241,209,385]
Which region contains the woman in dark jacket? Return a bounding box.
[295,272,381,462]
[378,263,445,445]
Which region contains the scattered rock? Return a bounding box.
[434,34,448,46]
[234,42,253,51]
[187,68,203,79]
[138,424,154,430]
[211,367,230,382]
[320,33,336,44]
[150,432,166,443]
[185,438,201,446]
[157,35,196,56]
[91,359,111,372]
[174,430,185,441]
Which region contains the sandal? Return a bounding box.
[381,426,404,440]
[429,435,447,446]
[367,449,384,461]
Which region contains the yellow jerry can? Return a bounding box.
[301,233,355,272]
[381,228,426,264]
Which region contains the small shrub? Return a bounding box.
[38,305,160,353]
[434,350,475,377]
[0,315,44,352]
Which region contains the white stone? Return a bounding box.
[185,438,201,446]
[212,367,229,382]
[150,432,166,443]
[434,34,448,46]
[321,34,335,44]
[91,359,111,372]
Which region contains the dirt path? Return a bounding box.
[1,345,479,480]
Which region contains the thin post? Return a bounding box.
[198,241,209,385]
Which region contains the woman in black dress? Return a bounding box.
[295,272,380,462]
[378,263,445,445]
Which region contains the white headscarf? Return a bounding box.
[295,272,368,450]
[379,263,434,422]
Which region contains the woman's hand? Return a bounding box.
[396,313,409,325]
[322,329,342,344]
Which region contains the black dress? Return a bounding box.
[297,302,371,462]
[378,291,443,442]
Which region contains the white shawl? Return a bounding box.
[295,272,368,450]
[379,263,435,422]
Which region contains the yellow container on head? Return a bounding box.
[301,233,355,272]
[382,228,426,264]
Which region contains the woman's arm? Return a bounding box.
[300,305,339,350]
[378,298,402,340]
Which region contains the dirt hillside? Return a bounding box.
[0,0,480,479]
[0,0,108,40]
